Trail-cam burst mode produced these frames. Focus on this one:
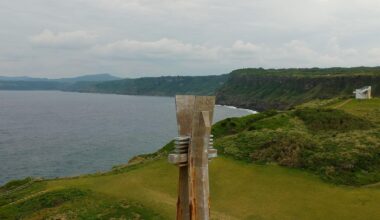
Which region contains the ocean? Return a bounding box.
[0,91,253,185]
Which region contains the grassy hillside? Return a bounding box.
[2,158,380,220]
[216,67,380,111]
[213,98,380,185]
[1,98,379,219]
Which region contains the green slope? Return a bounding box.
[214,98,380,185]
[2,158,380,220]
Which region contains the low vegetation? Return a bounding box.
[0,188,88,219]
[212,110,279,138]
[214,98,380,185]
[0,179,46,207]
[293,108,373,132]
[0,177,34,192]
[0,187,164,220]
[2,158,380,219]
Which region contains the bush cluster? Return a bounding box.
[214,107,380,186]
[293,108,373,132]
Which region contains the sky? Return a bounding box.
[1,0,380,78]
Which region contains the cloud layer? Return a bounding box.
[30,30,97,48]
[0,0,380,77]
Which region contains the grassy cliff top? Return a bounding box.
[213,98,380,186]
[217,67,380,111]
[230,66,380,77]
[3,157,380,220]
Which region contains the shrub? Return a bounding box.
[215,128,380,185]
[216,130,316,167]
[294,108,373,132]
[212,110,278,138]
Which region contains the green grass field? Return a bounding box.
[1,98,379,219]
[333,98,380,124]
[2,158,380,219]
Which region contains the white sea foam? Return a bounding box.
[216,104,257,114]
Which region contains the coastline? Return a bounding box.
[1,89,261,112]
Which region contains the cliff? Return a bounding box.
[216,67,380,111]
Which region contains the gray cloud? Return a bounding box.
[0,0,379,77]
[92,38,219,60]
[30,30,97,49]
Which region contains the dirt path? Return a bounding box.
[361,182,380,188]
[137,187,238,220]
[334,99,352,109]
[2,190,49,207]
[0,180,36,198]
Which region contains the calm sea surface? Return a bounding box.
[0,91,253,185]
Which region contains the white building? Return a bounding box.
[353,86,372,99]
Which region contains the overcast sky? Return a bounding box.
[1,0,380,78]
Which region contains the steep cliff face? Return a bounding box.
[216,68,380,111]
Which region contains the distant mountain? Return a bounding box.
[0,73,120,82]
[0,74,228,96]
[70,75,229,96]
[0,76,49,81]
[0,73,121,91]
[56,73,121,82]
[0,81,66,90]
